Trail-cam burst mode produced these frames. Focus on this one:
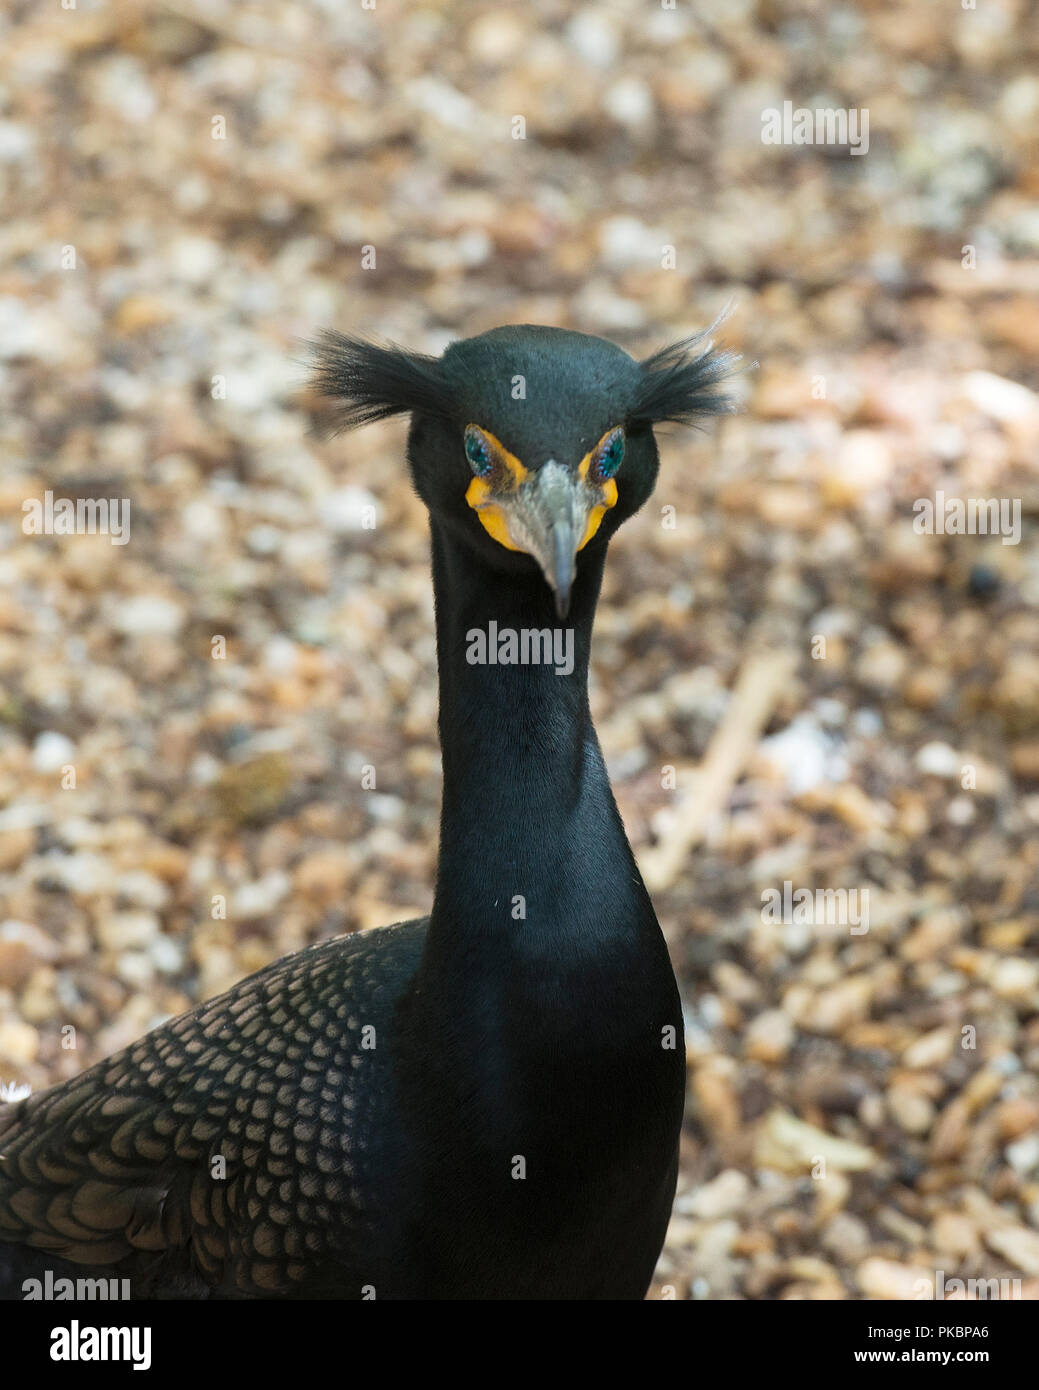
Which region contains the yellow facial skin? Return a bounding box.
[464,427,530,552]
[465,424,620,554]
[576,440,619,550]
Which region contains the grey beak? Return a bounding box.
[550,521,574,619]
[511,460,586,621]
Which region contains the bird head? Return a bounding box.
[311,323,737,618]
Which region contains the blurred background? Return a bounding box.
[1,0,1038,1299]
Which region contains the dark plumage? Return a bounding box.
[0,324,736,1299]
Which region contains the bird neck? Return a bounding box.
[423,521,657,972]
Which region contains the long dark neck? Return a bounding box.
[421,521,658,979]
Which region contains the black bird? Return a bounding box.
[0,324,735,1300]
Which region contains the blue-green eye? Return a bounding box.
[464,426,493,477]
[596,430,624,480]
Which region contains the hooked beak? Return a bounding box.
[466,456,618,619]
[502,461,587,620]
[550,517,575,619]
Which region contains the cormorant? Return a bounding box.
[0,323,735,1299]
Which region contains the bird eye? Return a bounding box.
[595,429,625,481]
[464,426,493,478]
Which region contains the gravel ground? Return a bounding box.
[1,0,1038,1299]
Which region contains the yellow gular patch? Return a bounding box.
[578,478,618,550]
[465,426,530,551]
[575,425,622,550]
[465,477,523,550]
